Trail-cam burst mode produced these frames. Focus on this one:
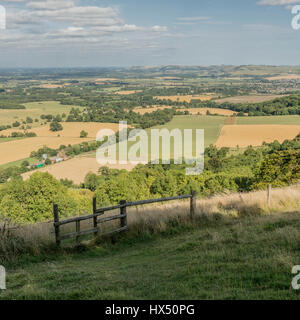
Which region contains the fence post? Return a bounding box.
[190,191,197,220]
[120,200,127,229]
[93,197,98,237]
[76,220,81,246]
[267,184,272,206]
[53,204,60,247]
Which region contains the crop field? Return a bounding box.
[0,122,120,166]
[267,74,300,81]
[216,124,300,148]
[236,115,300,125]
[120,115,226,163]
[1,122,119,139]
[0,101,83,126]
[178,108,237,116]
[133,105,173,114]
[22,156,136,184]
[154,95,214,103]
[133,106,236,116]
[116,90,142,95]
[19,116,225,183]
[215,95,284,104]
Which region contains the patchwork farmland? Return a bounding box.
[0,122,120,166]
[154,95,214,103]
[0,101,83,126]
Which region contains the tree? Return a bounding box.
[50,121,63,132]
[80,130,88,138]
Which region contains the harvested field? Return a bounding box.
[267,74,300,81]
[22,156,136,184]
[154,95,214,103]
[133,106,173,115]
[116,90,142,95]
[1,122,119,139]
[216,125,300,148]
[95,78,118,81]
[39,84,65,89]
[178,108,237,116]
[215,95,285,104]
[0,122,120,166]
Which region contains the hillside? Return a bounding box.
[2,210,300,300]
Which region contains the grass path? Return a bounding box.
[2,212,300,300]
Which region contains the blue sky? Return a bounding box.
[0,0,299,67]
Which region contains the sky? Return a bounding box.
[0,0,300,67]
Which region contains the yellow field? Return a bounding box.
[39,84,65,89]
[0,122,120,166]
[215,95,284,104]
[178,108,237,116]
[95,78,118,81]
[154,95,214,103]
[116,90,142,95]
[1,122,119,139]
[133,106,173,115]
[22,156,136,184]
[132,106,236,116]
[267,74,300,81]
[216,125,300,148]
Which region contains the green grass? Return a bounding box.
[0,157,37,170]
[0,137,25,143]
[2,212,300,300]
[237,115,300,125]
[0,101,83,126]
[115,115,226,161]
[153,115,225,147]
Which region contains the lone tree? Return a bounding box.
[50,121,63,132]
[80,130,88,138]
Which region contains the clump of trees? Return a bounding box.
[50,121,63,132]
[0,172,92,223]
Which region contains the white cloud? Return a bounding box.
[0,1,169,52]
[27,0,75,10]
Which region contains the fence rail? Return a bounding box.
[53,191,197,247]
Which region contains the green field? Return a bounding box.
[237,115,300,125]
[0,157,36,170]
[0,101,83,126]
[2,212,300,300]
[153,115,225,147]
[115,115,226,161]
[0,137,25,143]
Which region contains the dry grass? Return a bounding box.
[267,75,300,81]
[0,221,53,264]
[154,95,214,103]
[0,122,120,166]
[22,156,136,184]
[116,90,142,95]
[216,124,300,148]
[178,108,237,116]
[2,184,299,263]
[132,105,174,115]
[215,95,285,104]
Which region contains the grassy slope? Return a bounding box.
[237,115,300,125]
[2,212,300,300]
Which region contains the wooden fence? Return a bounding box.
[53,191,197,247]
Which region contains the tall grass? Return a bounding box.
[1,185,300,263]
